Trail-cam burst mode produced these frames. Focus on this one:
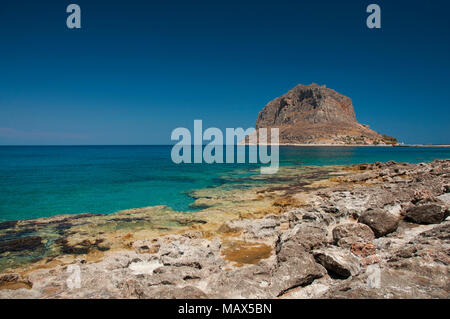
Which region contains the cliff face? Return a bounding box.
[256,83,394,145]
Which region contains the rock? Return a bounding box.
[145,286,209,299]
[245,218,280,238]
[351,242,376,257]
[443,184,450,193]
[437,193,450,204]
[313,247,360,278]
[337,236,364,249]
[412,189,435,204]
[360,255,381,266]
[132,240,160,254]
[277,224,328,253]
[217,221,243,234]
[405,204,449,224]
[56,238,110,254]
[0,220,18,230]
[358,209,399,237]
[0,236,43,254]
[332,223,375,246]
[0,273,32,290]
[271,252,327,296]
[253,83,390,145]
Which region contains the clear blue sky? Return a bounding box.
[0,0,449,145]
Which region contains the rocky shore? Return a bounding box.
[0,160,449,298]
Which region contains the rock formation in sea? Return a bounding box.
[254,83,397,145]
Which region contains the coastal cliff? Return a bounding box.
[254,83,397,145]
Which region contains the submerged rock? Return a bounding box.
[0,236,43,254]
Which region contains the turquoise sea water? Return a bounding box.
[0,145,449,221]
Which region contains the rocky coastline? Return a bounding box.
[0,160,449,298]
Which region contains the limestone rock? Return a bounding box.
[332,223,375,247]
[271,251,327,296]
[313,247,360,278]
[278,224,328,253]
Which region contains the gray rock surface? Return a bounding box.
[332,223,375,247]
[313,247,361,278]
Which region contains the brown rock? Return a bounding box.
[358,209,399,237]
[332,223,375,245]
[253,83,391,144]
[351,242,376,257]
[0,273,32,290]
[0,236,43,254]
[412,189,435,204]
[360,255,381,266]
[405,204,449,225]
[217,221,243,234]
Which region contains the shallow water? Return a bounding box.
[0,145,449,221]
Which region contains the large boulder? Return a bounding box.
[277,224,328,253]
[313,247,360,278]
[405,204,449,224]
[332,223,375,247]
[358,209,399,237]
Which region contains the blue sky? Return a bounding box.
[0,0,449,145]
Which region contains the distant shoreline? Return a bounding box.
[242,143,450,148]
[0,144,449,148]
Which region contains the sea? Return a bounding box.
[1,145,449,221]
